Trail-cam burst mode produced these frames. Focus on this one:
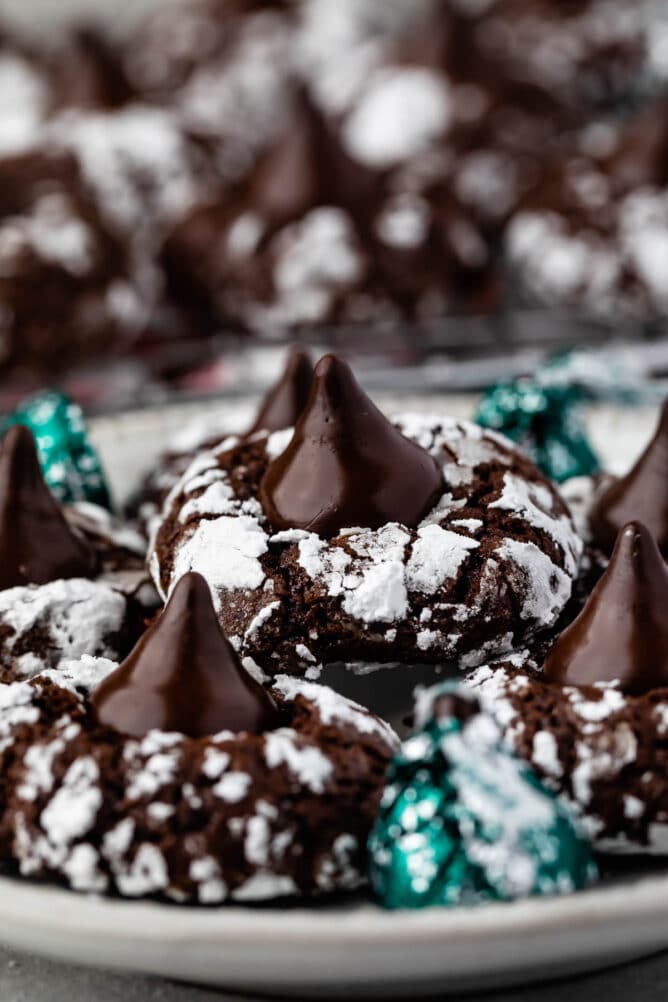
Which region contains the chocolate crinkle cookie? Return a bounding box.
[0,580,130,685]
[64,501,147,574]
[0,426,144,676]
[467,521,668,854]
[151,355,582,677]
[468,656,668,854]
[0,149,146,379]
[505,97,668,319]
[0,573,397,902]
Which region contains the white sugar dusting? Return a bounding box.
[407,525,479,595]
[532,731,563,778]
[343,68,451,167]
[49,104,201,235]
[376,194,431,248]
[0,579,128,678]
[190,856,227,903]
[0,54,47,155]
[232,873,298,902]
[273,675,398,746]
[490,473,581,574]
[170,515,268,605]
[40,757,101,846]
[62,844,107,892]
[245,602,280,640]
[297,525,410,624]
[0,195,95,277]
[179,481,236,522]
[263,732,333,793]
[39,655,118,696]
[115,843,169,897]
[264,208,366,327]
[125,743,181,801]
[295,644,317,664]
[213,772,251,803]
[496,538,572,626]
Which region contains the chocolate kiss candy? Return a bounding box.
[250,91,377,229]
[92,572,281,738]
[250,94,325,230]
[58,29,134,110]
[0,425,96,589]
[544,522,668,695]
[590,400,668,556]
[259,354,444,537]
[247,350,313,435]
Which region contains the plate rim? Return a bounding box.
[1,868,668,997]
[0,868,667,943]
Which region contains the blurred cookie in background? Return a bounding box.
[0,149,147,380]
[506,97,668,319]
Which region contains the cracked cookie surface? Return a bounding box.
[151,414,582,676]
[0,658,397,901]
[468,656,668,854]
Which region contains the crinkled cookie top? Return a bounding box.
[0,656,396,902]
[468,656,668,855]
[151,414,582,676]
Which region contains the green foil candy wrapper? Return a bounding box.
[0,391,111,508]
[368,684,598,909]
[476,380,600,484]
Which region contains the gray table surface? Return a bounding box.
[0,946,666,1002]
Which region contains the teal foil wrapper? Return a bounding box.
[476,380,600,483]
[0,391,111,508]
[368,684,598,909]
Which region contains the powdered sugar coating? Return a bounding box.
[246,208,367,330]
[506,117,668,321]
[468,656,668,852]
[0,193,96,277]
[0,149,147,367]
[152,413,582,674]
[0,579,130,682]
[0,52,47,156]
[0,661,397,902]
[176,9,295,183]
[48,104,207,239]
[342,68,451,168]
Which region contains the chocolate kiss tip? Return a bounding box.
[590,398,668,556]
[258,353,444,538]
[92,572,281,739]
[251,93,324,226]
[544,521,668,696]
[248,349,314,435]
[0,424,96,590]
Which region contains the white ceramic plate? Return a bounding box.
[0,869,666,997]
[0,396,662,996]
